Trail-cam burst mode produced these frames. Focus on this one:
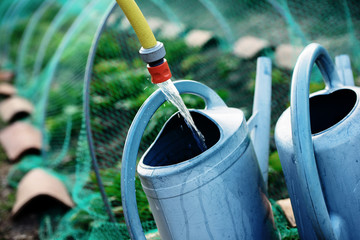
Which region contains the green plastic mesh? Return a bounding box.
[0,0,43,69]
[2,0,120,238]
[1,0,360,239]
[6,0,104,183]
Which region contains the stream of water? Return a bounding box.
[157,79,207,152]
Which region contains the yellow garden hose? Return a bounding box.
[115,0,157,49]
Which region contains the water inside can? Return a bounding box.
[157,79,208,152]
[143,111,220,167]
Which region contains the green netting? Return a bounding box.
[0,1,13,20]
[15,0,61,89]
[6,0,95,185]
[2,0,120,238]
[0,0,42,69]
[1,0,360,239]
[0,0,73,69]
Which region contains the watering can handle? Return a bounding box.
[291,43,342,240]
[121,80,226,240]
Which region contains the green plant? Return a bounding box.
[89,168,153,223]
[269,151,282,172]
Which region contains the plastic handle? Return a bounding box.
[291,43,342,240]
[121,80,226,240]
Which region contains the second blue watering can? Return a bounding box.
[121,57,278,239]
[275,43,360,239]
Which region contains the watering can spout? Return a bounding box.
[248,57,272,185]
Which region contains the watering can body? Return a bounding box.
[275,43,360,239]
[138,107,274,239]
[121,57,278,239]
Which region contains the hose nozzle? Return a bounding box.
[139,41,172,84]
[147,59,172,84]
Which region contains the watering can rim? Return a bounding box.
[138,137,252,199]
[310,86,359,137]
[138,107,247,172]
[277,86,359,138]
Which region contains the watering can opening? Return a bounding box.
[143,111,220,167]
[309,88,357,134]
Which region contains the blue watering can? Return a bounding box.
[275,43,360,239]
[121,57,278,239]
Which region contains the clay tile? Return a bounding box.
[233,36,270,59]
[276,198,296,227]
[0,122,42,162]
[275,44,304,70]
[0,83,16,98]
[12,168,74,216]
[185,30,216,48]
[0,96,34,123]
[0,71,15,82]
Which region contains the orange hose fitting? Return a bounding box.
[147,60,172,84]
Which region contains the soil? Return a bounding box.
[0,158,39,240]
